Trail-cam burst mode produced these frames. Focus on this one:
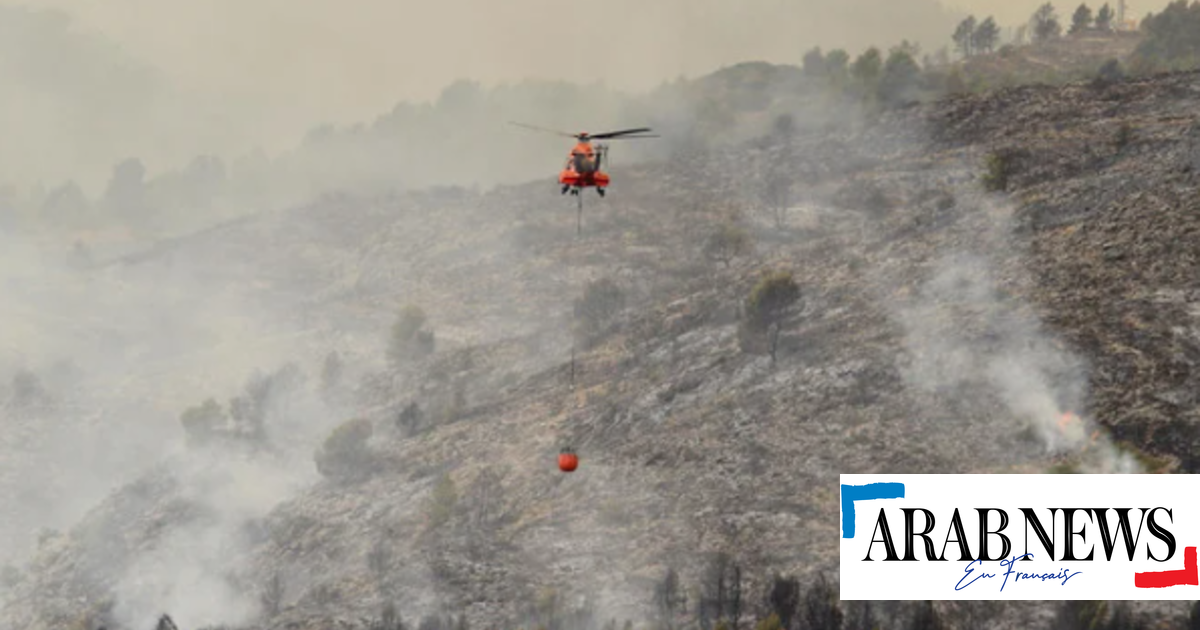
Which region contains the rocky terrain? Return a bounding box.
[3,67,1200,630]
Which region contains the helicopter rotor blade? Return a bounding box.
[508,121,580,138]
[588,128,655,140]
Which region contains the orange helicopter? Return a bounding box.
[510,122,657,232]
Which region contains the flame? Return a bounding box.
[1058,412,1081,431]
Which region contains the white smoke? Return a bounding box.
[890,199,1140,473]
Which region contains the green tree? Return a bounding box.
[824,49,850,79]
[1131,1,1200,70]
[1032,3,1063,43]
[1071,3,1094,33]
[952,16,978,58]
[974,17,1001,54]
[1095,3,1115,30]
[388,304,435,366]
[892,40,922,59]
[314,418,375,482]
[743,271,801,364]
[878,49,923,106]
[851,47,883,84]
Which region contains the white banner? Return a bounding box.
[840,474,1200,600]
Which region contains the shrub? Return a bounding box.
[981,151,1014,192]
[742,271,801,363]
[388,305,436,366]
[314,418,375,482]
[425,472,458,529]
[396,401,424,436]
[754,613,783,630]
[1094,58,1125,86]
[704,224,753,267]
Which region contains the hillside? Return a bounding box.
[4,66,1200,630]
[959,31,1144,88]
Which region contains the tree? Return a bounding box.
[743,271,801,364]
[704,224,752,267]
[851,47,883,84]
[697,553,742,630]
[1095,58,1125,84]
[388,305,435,366]
[878,49,923,106]
[802,47,826,77]
[802,574,843,630]
[314,418,375,482]
[1095,3,1115,30]
[1131,1,1200,70]
[974,17,1001,54]
[1032,3,1063,43]
[824,49,850,79]
[1071,4,1094,33]
[654,568,687,630]
[953,16,978,58]
[892,40,922,59]
[767,574,800,630]
[396,401,424,436]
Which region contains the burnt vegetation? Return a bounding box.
[13,2,1200,630]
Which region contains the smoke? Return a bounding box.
[889,198,1140,472]
[110,447,323,629]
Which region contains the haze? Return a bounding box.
[21,0,1024,155]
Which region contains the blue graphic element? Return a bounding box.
[841,482,905,538]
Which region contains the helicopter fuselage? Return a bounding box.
[559,140,610,190]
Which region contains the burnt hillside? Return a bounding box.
[3,69,1200,630]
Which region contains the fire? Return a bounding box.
[1058,412,1081,431]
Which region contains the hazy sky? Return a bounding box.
[25,0,1062,127]
[10,0,1167,183]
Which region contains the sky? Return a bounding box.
[24,0,1063,126]
[4,0,1166,189]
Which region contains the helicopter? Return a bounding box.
[509,122,657,233]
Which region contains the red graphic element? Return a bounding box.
[1135,547,1198,588]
